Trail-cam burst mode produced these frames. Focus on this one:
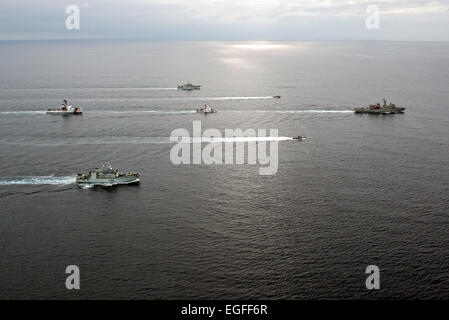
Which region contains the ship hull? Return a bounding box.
[354,108,405,114]
[196,110,217,114]
[76,177,140,186]
[177,85,201,90]
[46,111,82,115]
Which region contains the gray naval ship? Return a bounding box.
[76,163,140,186]
[354,99,405,114]
[178,82,201,90]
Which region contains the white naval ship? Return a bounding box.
[46,99,82,115]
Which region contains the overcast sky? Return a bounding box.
[0,0,448,40]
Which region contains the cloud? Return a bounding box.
[0,0,448,40]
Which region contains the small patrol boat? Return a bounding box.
[292,136,306,141]
[76,163,140,186]
[354,99,405,114]
[178,82,201,90]
[196,104,217,114]
[46,99,82,115]
[273,95,281,99]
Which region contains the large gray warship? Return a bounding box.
[76,164,140,186]
[354,99,405,114]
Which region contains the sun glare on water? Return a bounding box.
[229,42,288,50]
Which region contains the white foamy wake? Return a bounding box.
[177,136,294,143]
[245,110,353,114]
[0,87,177,91]
[0,111,46,115]
[89,109,352,115]
[195,96,274,100]
[95,110,196,115]
[78,184,94,189]
[0,109,353,116]
[0,176,76,185]
[108,87,177,90]
[1,136,298,146]
[69,96,277,102]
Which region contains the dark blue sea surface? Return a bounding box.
[0,40,448,299]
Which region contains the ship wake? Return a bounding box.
[1,136,296,146]
[0,109,354,116]
[0,176,76,185]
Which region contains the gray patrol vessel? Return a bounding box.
[76,163,140,186]
[178,82,201,90]
[354,99,405,114]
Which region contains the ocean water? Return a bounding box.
[0,40,448,299]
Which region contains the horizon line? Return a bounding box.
[1,38,449,43]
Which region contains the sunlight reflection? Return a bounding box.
[229,42,289,50]
[220,57,248,66]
